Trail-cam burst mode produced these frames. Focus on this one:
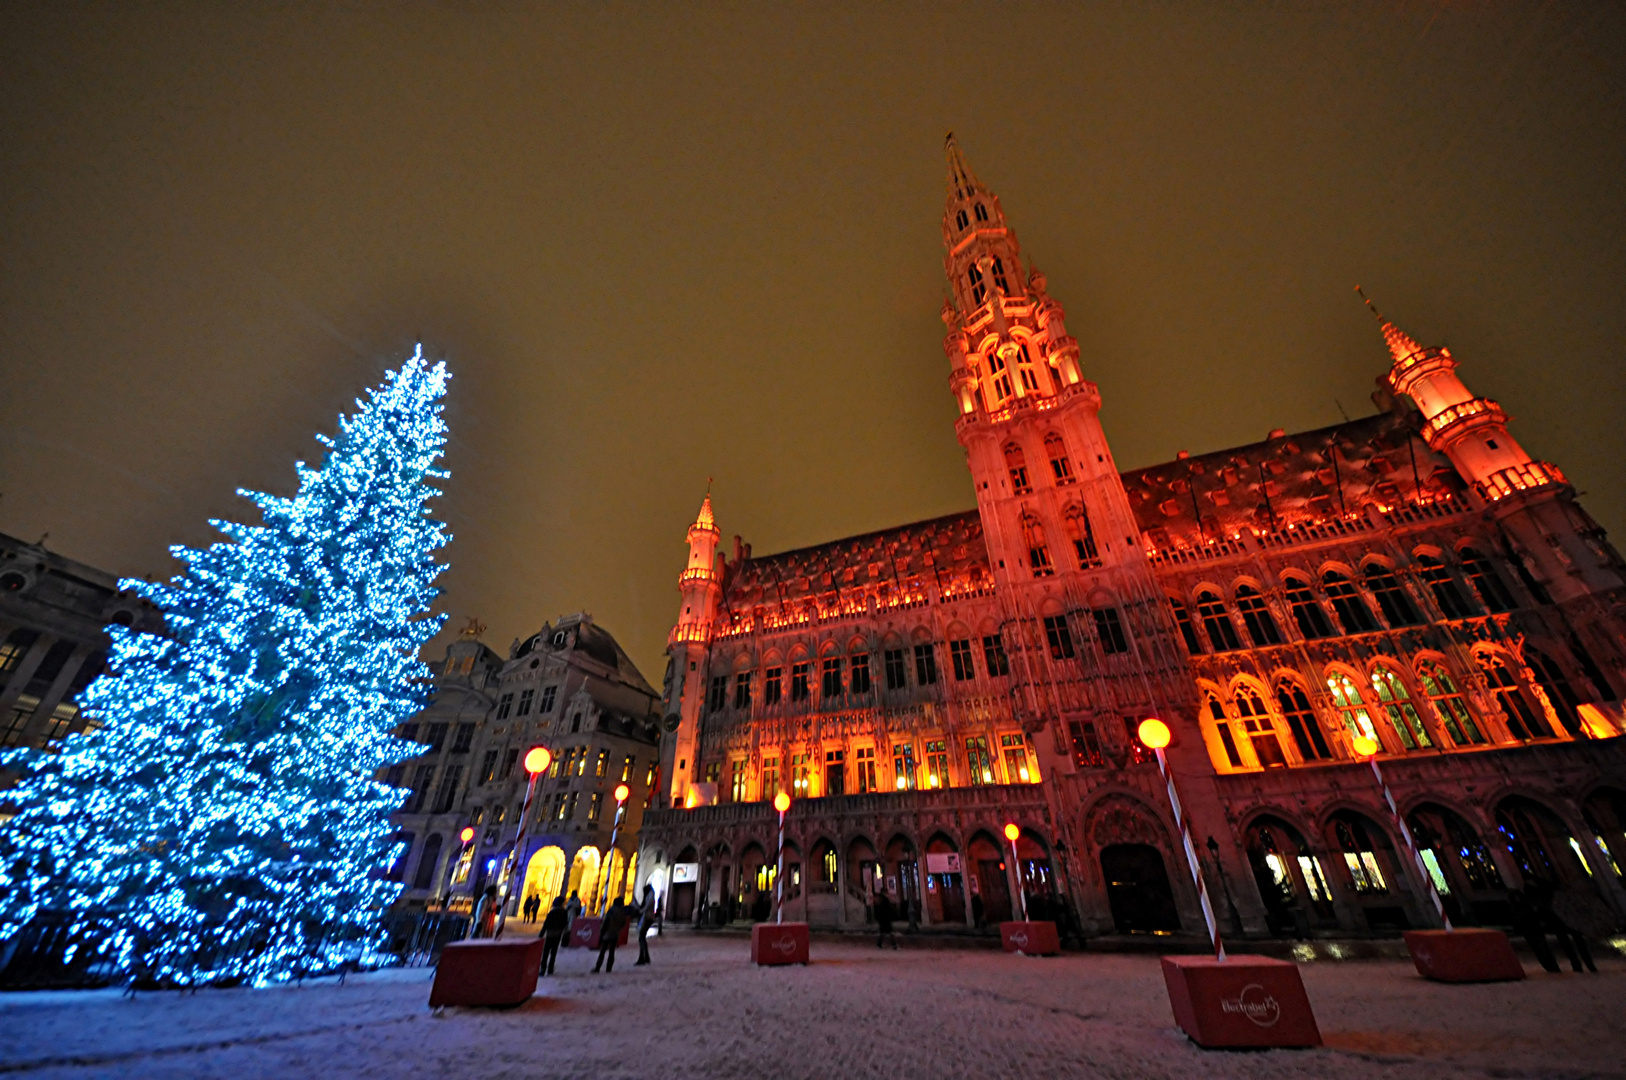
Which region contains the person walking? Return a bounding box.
[635,884,657,966]
[1508,888,1560,973]
[565,890,582,927]
[874,891,899,950]
[473,885,500,939]
[539,897,569,976]
[593,898,629,973]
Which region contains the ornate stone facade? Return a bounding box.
[636,138,1626,939]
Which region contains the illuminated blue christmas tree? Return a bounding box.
[0,347,450,987]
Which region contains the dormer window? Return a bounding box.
[968,263,986,304]
[956,208,969,231]
[974,202,989,222]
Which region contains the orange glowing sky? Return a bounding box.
[2,5,1622,683]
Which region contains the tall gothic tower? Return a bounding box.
[940,134,1201,773]
[660,493,722,807]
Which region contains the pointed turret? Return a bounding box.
[1358,287,1424,367]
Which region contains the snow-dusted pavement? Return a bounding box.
[1,933,1618,1079]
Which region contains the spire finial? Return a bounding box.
[693,487,716,532]
[945,131,978,196]
[1355,285,1423,366]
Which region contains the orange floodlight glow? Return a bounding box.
[524,746,552,775]
[1352,735,1380,758]
[773,792,791,814]
[1137,718,1171,750]
[1003,822,1020,842]
[459,826,475,844]
[614,783,630,803]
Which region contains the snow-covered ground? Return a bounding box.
[0,932,1617,1078]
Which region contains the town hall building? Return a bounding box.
[634,137,1626,940]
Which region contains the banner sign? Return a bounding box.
[925,852,962,875]
[672,862,700,883]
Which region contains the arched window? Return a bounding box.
[955,208,969,231]
[990,256,1009,293]
[1332,816,1388,893]
[1459,547,1515,613]
[1478,652,1550,739]
[413,833,443,891]
[1526,648,1584,737]
[1004,443,1031,493]
[1417,554,1475,618]
[1195,590,1241,652]
[1064,505,1099,567]
[1207,693,1243,767]
[1275,678,1331,760]
[1022,515,1053,578]
[1370,665,1433,750]
[1234,585,1282,646]
[1045,433,1074,485]
[986,349,1012,402]
[968,263,986,304]
[1363,564,1421,627]
[1283,576,1332,638]
[1415,661,1484,746]
[1326,670,1378,742]
[1169,598,1202,655]
[1235,686,1285,767]
[974,202,988,222]
[1322,571,1377,634]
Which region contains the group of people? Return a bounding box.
[534,884,660,976]
[1509,882,1603,974]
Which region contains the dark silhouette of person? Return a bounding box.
[473,885,500,939]
[1537,882,1598,973]
[971,892,985,929]
[565,890,582,926]
[635,884,657,966]
[1507,888,1559,973]
[593,899,629,973]
[539,897,569,976]
[874,891,899,950]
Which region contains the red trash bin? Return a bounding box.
[1160,954,1322,1049]
[751,922,810,965]
[1404,928,1526,982]
[428,938,545,1008]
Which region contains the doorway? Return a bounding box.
[1100,843,1180,933]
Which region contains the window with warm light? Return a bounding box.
[1326,671,1379,743]
[1207,694,1243,767]
[825,748,846,795]
[730,758,749,803]
[1334,818,1387,893]
[1000,733,1032,783]
[855,746,877,793]
[1068,720,1105,768]
[791,753,811,796]
[761,757,779,799]
[965,736,994,785]
[1235,687,1285,767]
[1371,666,1432,749]
[1416,663,1483,746]
[925,740,949,789]
[892,743,916,790]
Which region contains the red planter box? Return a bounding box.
[999,920,1060,955]
[1160,955,1322,1049]
[751,922,810,965]
[568,916,630,949]
[1404,928,1525,983]
[428,938,544,1008]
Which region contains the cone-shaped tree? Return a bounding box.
[0,347,451,987]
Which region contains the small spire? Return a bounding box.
[1355,285,1423,365]
[945,131,978,198]
[693,491,716,532]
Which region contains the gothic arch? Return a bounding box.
[1085,794,1173,850]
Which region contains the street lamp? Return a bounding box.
[1352,735,1451,929]
[1003,822,1028,922]
[773,791,791,924]
[1137,717,1226,961]
[601,782,631,914]
[489,745,551,939]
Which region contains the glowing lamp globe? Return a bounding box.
[1003,823,1020,842]
[1137,717,1171,750]
[773,792,791,814]
[1352,735,1380,758]
[524,746,552,775]
[459,826,475,844]
[614,783,630,803]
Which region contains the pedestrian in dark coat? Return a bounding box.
[565,891,583,925]
[593,899,629,973]
[874,892,899,950]
[473,885,500,939]
[635,884,657,965]
[539,897,569,976]
[1508,888,1560,973]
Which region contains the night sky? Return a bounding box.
[3,4,1622,685]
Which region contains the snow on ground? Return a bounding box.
[0,932,1619,1079]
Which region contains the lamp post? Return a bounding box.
[773,791,791,924]
[453,825,478,937]
[601,783,631,914]
[1138,718,1226,961]
[1352,735,1450,929]
[1003,823,1029,922]
[490,745,552,939]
